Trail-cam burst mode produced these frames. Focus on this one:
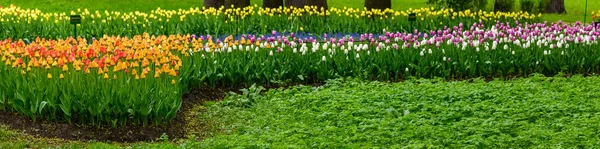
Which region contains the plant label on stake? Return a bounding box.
[70,15,81,40]
[408,13,416,32]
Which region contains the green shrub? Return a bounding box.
[521,0,535,13]
[536,0,550,13]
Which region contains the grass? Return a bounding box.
[0,0,597,23]
[2,75,600,148]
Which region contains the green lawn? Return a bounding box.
[0,0,597,22]
[2,75,600,148]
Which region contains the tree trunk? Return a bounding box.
[285,0,328,10]
[285,0,306,8]
[204,0,224,9]
[364,0,391,10]
[264,0,284,8]
[225,0,250,8]
[545,0,566,14]
[494,0,514,12]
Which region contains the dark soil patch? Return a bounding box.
[0,83,324,143]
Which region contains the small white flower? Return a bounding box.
[293,48,298,53]
[512,50,515,55]
[269,50,273,56]
[561,51,564,55]
[443,56,446,62]
[420,51,424,56]
[428,49,432,54]
[543,50,548,55]
[356,53,360,59]
[227,47,232,53]
[322,56,326,61]
[504,44,509,50]
[255,47,260,52]
[405,67,409,72]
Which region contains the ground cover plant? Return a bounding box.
[194,75,600,148]
[1,75,600,148]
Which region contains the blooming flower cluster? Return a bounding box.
[0,5,541,39]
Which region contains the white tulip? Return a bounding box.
[322,56,326,61]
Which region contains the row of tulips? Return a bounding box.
[0,36,185,126]
[1,20,599,126]
[0,5,541,39]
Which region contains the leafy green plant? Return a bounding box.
[521,0,536,13]
[193,75,600,148]
[494,0,515,12]
[427,0,487,11]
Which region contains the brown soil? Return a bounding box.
[0,83,323,143]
